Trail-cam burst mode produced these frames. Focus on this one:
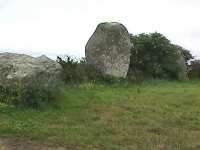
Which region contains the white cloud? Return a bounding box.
[0,0,200,59]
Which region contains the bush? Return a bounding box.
[128,32,189,81]
[0,78,62,108]
[57,56,103,83]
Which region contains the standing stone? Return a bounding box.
[176,50,188,80]
[85,22,132,78]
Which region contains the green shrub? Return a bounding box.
[57,56,103,83]
[0,78,62,108]
[128,32,190,81]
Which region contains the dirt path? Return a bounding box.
[0,138,65,150]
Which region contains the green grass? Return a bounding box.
[1,80,200,149]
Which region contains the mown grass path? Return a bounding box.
[0,81,200,150]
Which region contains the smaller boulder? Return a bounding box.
[0,52,63,106]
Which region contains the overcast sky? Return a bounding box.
[0,0,200,59]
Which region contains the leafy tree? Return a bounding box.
[128,32,189,80]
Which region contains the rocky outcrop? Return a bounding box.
[0,52,63,105]
[85,22,132,78]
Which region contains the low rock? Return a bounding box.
[0,52,63,106]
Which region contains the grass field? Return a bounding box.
[0,80,200,149]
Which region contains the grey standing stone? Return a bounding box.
[85,22,132,78]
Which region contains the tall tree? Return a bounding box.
[128,32,191,80]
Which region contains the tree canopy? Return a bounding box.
[128,32,193,80]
